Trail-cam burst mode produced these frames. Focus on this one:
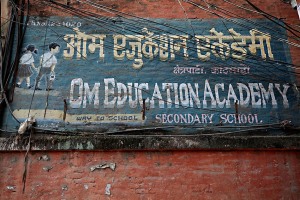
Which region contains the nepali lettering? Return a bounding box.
[63,28,106,60]
[173,65,205,75]
[63,27,274,69]
[173,65,250,75]
[195,28,273,61]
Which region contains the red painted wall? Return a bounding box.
[1,151,300,199]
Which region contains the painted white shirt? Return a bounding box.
[40,52,57,68]
[20,52,34,64]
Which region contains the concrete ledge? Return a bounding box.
[0,134,300,151]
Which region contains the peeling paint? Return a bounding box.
[42,166,53,172]
[90,163,116,171]
[6,186,16,191]
[61,185,68,191]
[38,155,50,161]
[105,184,111,195]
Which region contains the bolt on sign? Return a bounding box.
[2,17,299,133]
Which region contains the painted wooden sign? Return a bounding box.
[2,17,299,133]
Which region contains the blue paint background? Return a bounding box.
[1,17,299,132]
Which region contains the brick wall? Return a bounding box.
[0,150,299,199]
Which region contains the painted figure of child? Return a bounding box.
[16,45,38,88]
[35,42,60,91]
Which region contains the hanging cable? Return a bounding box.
[1,0,298,134]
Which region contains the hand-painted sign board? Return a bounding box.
[1,17,299,133]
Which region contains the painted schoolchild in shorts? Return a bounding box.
[35,43,60,91]
[16,45,38,89]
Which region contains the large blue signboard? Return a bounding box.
[1,17,299,133]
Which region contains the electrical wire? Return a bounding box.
[243,0,300,36]
[0,0,25,124]
[1,0,298,134]
[82,0,300,47]
[42,0,300,87]
[177,0,196,36]
[43,0,300,76]
[27,21,49,119]
[9,1,300,119]
[6,0,30,102]
[174,0,299,89]
[27,0,300,71]
[74,0,300,59]
[184,0,300,47]
[9,0,298,82]
[12,0,300,88]
[29,121,299,136]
